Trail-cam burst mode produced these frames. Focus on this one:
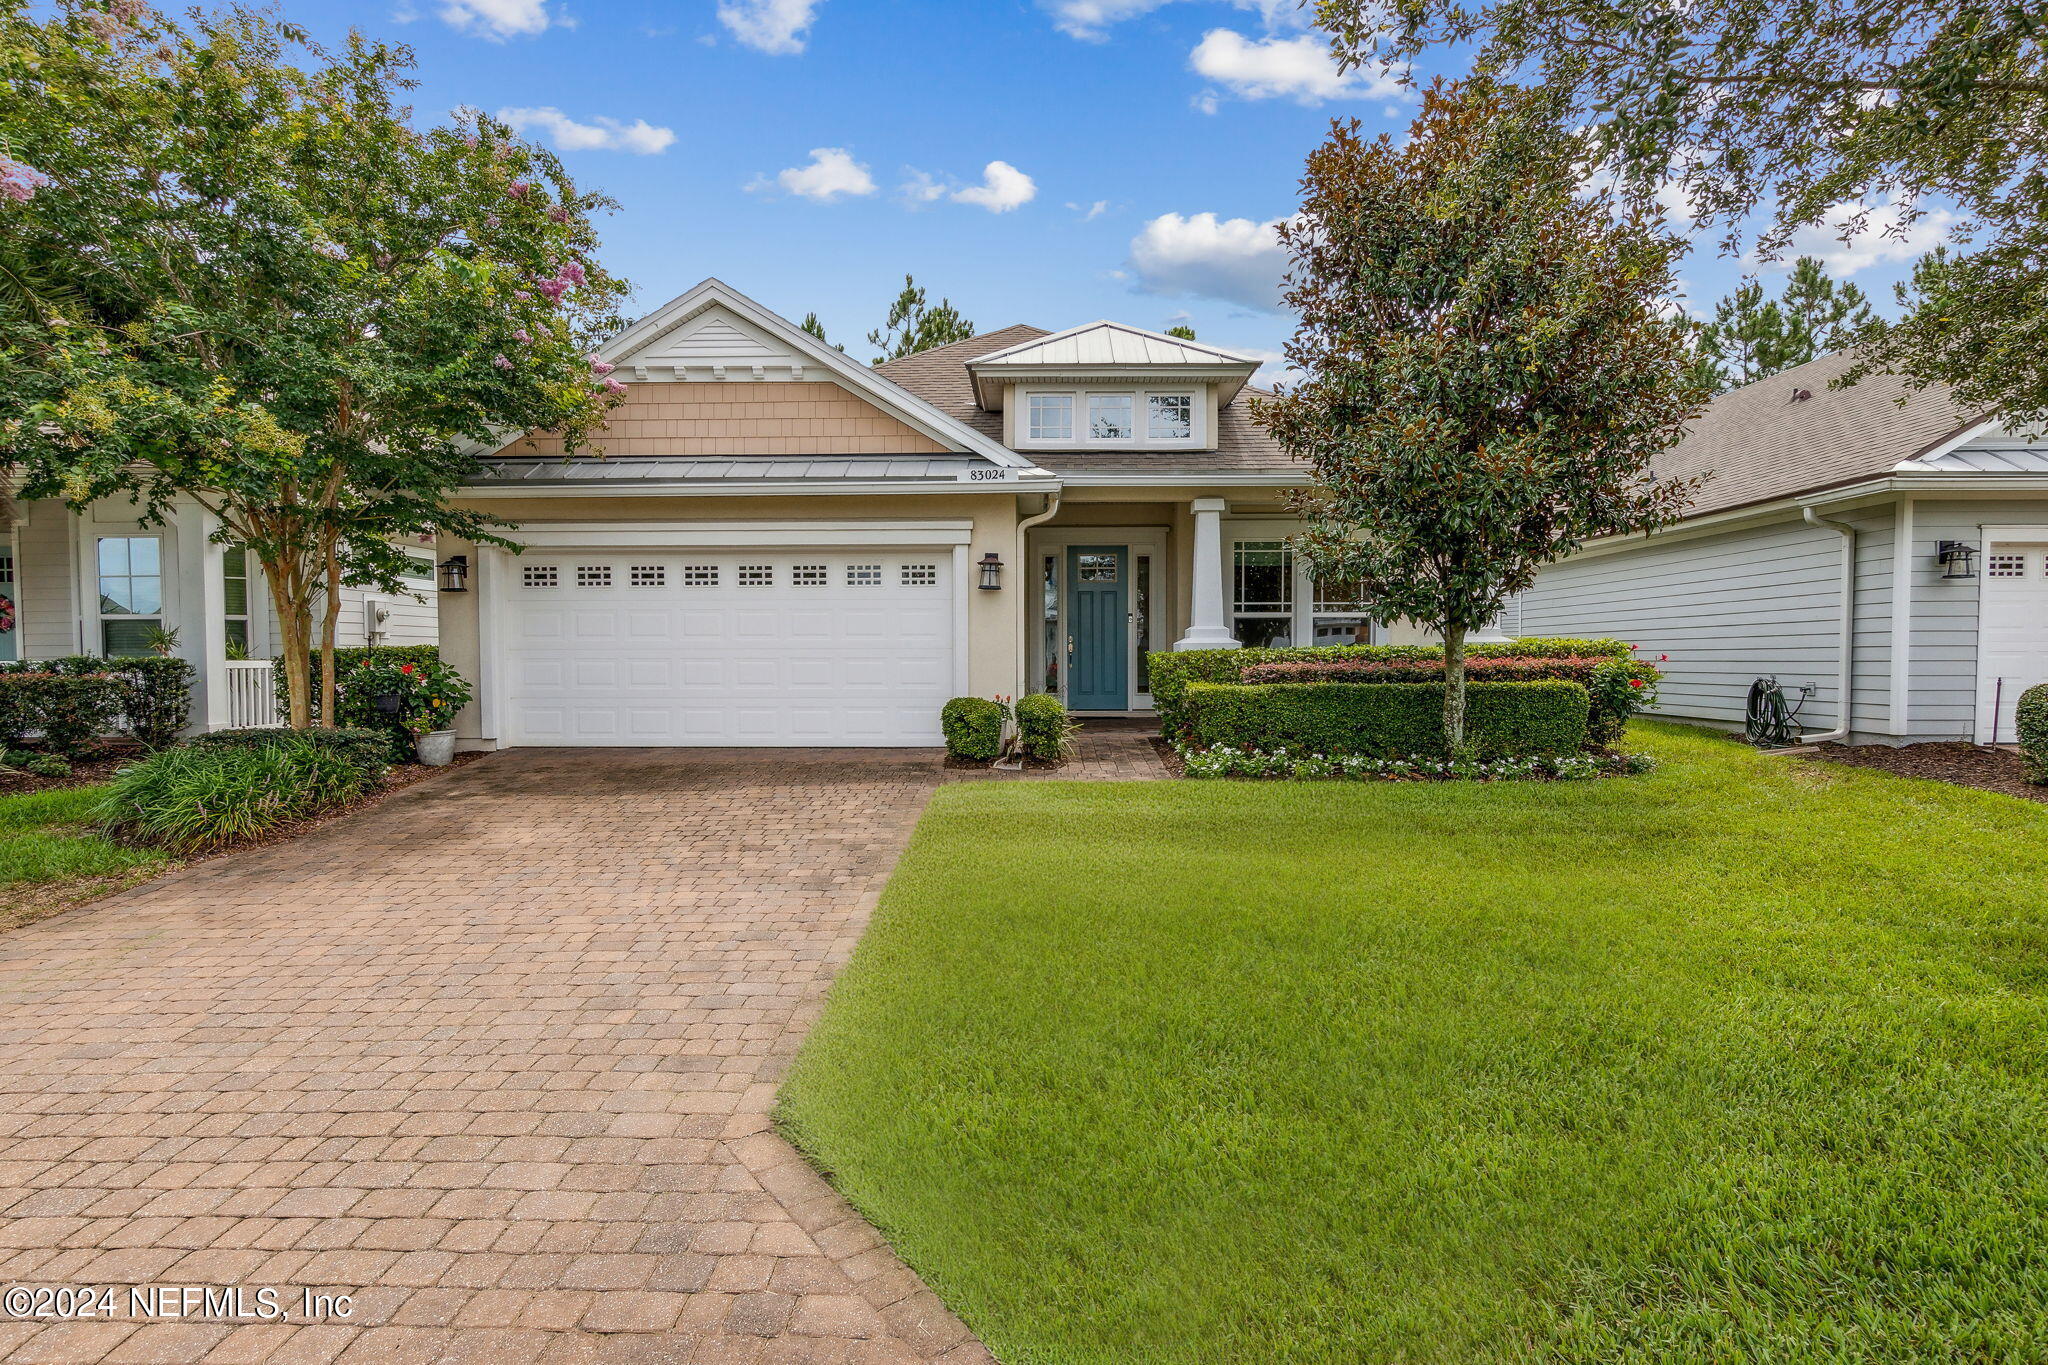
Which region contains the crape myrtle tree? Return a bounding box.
[1256,81,1709,751]
[1316,0,2048,424]
[0,0,629,727]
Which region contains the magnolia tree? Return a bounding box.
[1257,81,1710,751]
[0,0,629,727]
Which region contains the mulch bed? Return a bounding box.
[1798,741,2048,805]
[182,750,489,860]
[1151,736,1186,777]
[0,739,149,796]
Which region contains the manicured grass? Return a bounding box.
[779,724,2048,1364]
[0,785,168,930]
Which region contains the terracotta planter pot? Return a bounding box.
[414,729,457,767]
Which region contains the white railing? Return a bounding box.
[224,660,282,729]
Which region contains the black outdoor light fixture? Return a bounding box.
[978,551,1004,591]
[1937,540,1979,581]
[437,554,470,592]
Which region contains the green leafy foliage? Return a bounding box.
[1147,638,1635,735]
[1182,680,1591,759]
[0,655,194,748]
[941,696,1006,762]
[1317,0,2048,425]
[2,750,71,779]
[276,646,457,761]
[1257,82,1708,750]
[867,274,976,364]
[0,671,122,757]
[101,734,381,853]
[1013,693,1077,763]
[185,726,391,782]
[2017,684,2048,785]
[1692,258,1878,390]
[0,1,630,727]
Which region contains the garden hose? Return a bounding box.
[1745,677,1804,748]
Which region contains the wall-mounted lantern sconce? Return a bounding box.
[1937,540,1978,581]
[437,554,470,593]
[978,552,1004,591]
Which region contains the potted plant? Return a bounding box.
[407,709,458,766]
[344,655,472,764]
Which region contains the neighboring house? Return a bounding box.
[1518,350,2048,745]
[438,276,1381,748]
[0,488,439,731]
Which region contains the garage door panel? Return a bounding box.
[1976,543,2048,742]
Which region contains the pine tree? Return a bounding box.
[798,311,844,352]
[1694,258,1875,390]
[1166,324,1197,340]
[866,276,975,364]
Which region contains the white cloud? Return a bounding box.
[497,107,676,155]
[1068,199,1110,221]
[951,160,1037,213]
[1189,29,1402,107]
[437,0,553,38]
[1044,0,1306,41]
[717,0,822,54]
[749,147,876,202]
[1770,200,1955,276]
[899,170,948,208]
[1129,211,1294,310]
[1239,346,1302,390]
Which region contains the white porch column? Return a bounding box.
[1174,496,1240,650]
[170,501,229,732]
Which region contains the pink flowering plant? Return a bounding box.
[0,1,630,729]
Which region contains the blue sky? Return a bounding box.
[278,0,1952,380]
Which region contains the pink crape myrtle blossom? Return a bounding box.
[602,377,627,396]
[513,328,531,344]
[533,277,568,304]
[547,207,569,223]
[555,260,586,286]
[492,354,513,370]
[506,181,530,199]
[1,156,52,203]
[587,355,614,376]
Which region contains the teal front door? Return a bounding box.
[1066,546,1128,711]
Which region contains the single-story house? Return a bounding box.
[0,487,438,730]
[1517,350,2048,745]
[434,276,1403,748]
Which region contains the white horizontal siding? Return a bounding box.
[1906,497,2048,738]
[14,499,80,658]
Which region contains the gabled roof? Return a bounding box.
[877,328,1298,474]
[1656,350,1983,518]
[962,319,1262,408]
[574,277,1043,471]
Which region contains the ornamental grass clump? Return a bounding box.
[101,735,381,854]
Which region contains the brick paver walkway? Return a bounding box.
[0,749,1005,1365]
[941,719,1169,784]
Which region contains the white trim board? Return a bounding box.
[504,520,974,551]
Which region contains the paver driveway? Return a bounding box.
[0,749,994,1365]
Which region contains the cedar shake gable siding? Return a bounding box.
[494,381,950,459]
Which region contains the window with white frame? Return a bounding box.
[1311,572,1373,646]
[1018,389,1200,449]
[1230,536,1378,648]
[222,546,251,657]
[1027,392,1073,442]
[97,535,163,657]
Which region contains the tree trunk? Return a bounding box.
[1442,622,1469,758]
[267,566,313,730]
[317,536,343,730]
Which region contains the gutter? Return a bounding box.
[1801,505,1858,744]
[1013,490,1063,695]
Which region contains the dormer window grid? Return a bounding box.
[1018,387,1203,449]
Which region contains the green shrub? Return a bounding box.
[1013,693,1077,762]
[1239,653,1660,748]
[0,672,123,758]
[185,726,391,782]
[942,696,1006,762]
[1147,637,1634,735]
[2,750,71,779]
[101,735,381,853]
[1181,680,1590,760]
[2018,684,2048,785]
[0,655,194,748]
[275,646,461,762]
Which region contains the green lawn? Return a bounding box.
[779,723,2048,1364]
[0,785,169,930]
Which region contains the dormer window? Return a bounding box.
[1148,394,1193,441]
[1089,393,1134,441]
[1017,387,1203,449]
[1028,392,1074,442]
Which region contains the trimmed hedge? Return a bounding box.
[942,696,1006,762]
[102,734,382,854]
[277,646,448,760]
[1181,680,1591,760]
[0,671,124,757]
[2019,684,2048,785]
[0,655,194,748]
[1240,653,1659,749]
[1147,637,1634,735]
[186,726,392,782]
[1014,693,1076,763]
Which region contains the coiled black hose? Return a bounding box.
[1745,677,1804,747]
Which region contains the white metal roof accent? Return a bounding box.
[1903,446,2048,474]
[966,319,1262,369]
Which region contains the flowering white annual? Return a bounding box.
[1176,744,1654,782]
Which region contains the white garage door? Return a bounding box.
[506,550,956,746]
[1976,542,2048,743]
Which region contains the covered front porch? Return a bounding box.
[1022,488,1383,716]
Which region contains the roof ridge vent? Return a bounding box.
[1790,388,1813,402]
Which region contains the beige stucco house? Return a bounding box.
[436,277,1366,748]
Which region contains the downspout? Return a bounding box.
[1013,489,1063,696]
[1801,504,1857,744]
